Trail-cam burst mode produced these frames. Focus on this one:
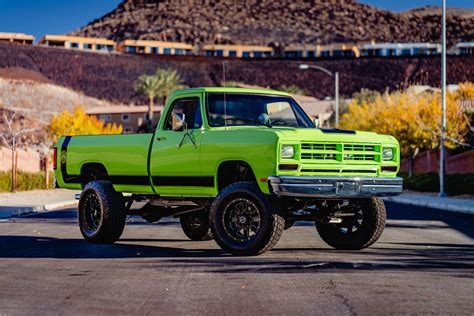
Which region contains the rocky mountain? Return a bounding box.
[71,0,474,46]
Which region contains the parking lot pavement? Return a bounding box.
[0,202,473,315]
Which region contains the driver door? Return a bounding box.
[149,94,206,196]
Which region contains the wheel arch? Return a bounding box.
[80,162,109,187]
[216,160,258,192]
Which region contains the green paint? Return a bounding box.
[54,87,400,197]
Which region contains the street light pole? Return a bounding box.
[335,72,339,127]
[439,0,447,197]
[299,64,339,127]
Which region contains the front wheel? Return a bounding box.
[78,181,126,244]
[315,198,386,250]
[180,210,213,241]
[210,182,284,256]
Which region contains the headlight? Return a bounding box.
[382,148,394,161]
[281,145,295,159]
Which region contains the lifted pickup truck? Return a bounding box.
[54,87,402,255]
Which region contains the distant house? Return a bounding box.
[202,44,273,58]
[360,43,441,57]
[118,40,193,55]
[0,32,34,45]
[38,35,116,52]
[86,105,164,133]
[456,42,474,56]
[284,42,362,59]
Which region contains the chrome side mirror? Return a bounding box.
[313,118,320,128]
[172,112,186,131]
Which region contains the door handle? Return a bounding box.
[156,137,166,141]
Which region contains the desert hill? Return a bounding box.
[71,0,474,46]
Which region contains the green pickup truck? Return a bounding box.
[54,87,402,255]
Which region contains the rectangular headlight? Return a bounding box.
[281,145,295,159]
[382,148,394,161]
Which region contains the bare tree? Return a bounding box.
[0,109,38,192]
[37,130,53,189]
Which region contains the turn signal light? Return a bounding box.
[53,148,57,170]
[381,166,397,172]
[278,164,299,171]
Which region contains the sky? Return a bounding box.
[360,0,473,11]
[0,0,473,42]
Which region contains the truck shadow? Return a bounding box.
[0,235,473,275]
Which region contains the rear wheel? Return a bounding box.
[78,181,126,244]
[180,210,213,241]
[315,198,386,250]
[210,182,284,256]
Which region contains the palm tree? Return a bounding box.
[155,68,186,105]
[135,68,186,121]
[135,74,162,121]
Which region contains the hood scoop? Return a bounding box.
[319,128,356,134]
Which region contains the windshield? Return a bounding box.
[206,93,314,128]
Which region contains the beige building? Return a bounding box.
[0,32,34,45]
[0,146,41,172]
[38,35,116,52]
[202,44,273,58]
[86,105,164,133]
[284,43,363,58]
[118,40,193,55]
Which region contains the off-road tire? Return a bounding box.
[316,198,386,250]
[210,181,284,256]
[78,181,126,244]
[180,210,213,241]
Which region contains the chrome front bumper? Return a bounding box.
[268,176,403,198]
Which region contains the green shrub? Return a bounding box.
[0,171,54,192]
[400,173,474,196]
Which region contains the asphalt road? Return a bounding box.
[0,202,473,315]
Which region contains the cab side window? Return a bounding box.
[165,97,202,130]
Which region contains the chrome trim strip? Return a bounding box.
[268,176,403,198]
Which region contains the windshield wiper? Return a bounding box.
[225,117,272,127]
[271,119,296,127]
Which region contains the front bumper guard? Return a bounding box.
[268,176,403,198]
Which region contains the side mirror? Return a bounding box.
[172,112,186,131]
[257,113,272,126]
[313,118,320,128]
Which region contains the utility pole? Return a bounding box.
[439,0,447,197]
[299,64,339,127]
[335,72,339,127]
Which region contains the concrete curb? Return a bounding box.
[384,196,474,215]
[0,200,77,219]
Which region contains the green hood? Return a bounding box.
[272,127,397,144]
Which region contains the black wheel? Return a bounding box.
[210,182,284,256]
[180,209,213,241]
[78,181,126,244]
[316,198,386,250]
[284,219,295,230]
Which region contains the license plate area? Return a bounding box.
[336,182,358,195]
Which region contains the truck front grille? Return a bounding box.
[300,142,381,162]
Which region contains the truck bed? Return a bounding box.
[57,133,154,192]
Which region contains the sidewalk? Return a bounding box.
[385,193,474,214]
[0,189,79,219]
